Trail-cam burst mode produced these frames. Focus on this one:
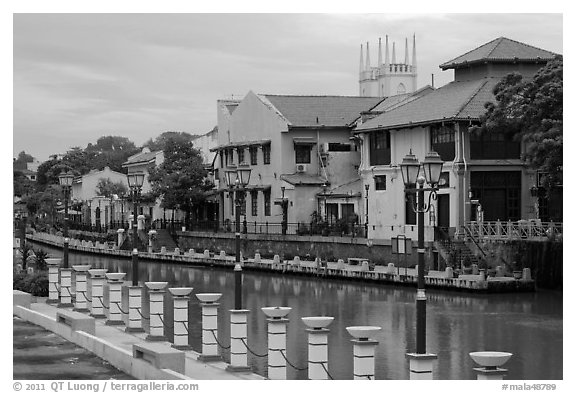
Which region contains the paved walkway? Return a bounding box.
[13,316,132,380]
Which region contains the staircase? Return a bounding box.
[435,239,481,268]
[154,229,179,252]
[118,229,148,252]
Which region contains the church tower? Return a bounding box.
[359,34,418,97]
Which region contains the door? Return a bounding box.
[437,194,450,229]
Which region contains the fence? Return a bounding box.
[464,220,562,242]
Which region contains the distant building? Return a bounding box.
[359,35,417,97]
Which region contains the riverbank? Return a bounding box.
[27,232,535,293]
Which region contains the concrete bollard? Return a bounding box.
[72,265,91,312]
[145,282,169,341]
[347,326,381,380]
[160,246,167,254]
[219,250,226,259]
[274,255,281,265]
[137,214,145,230]
[117,229,125,246]
[302,317,334,380]
[470,351,512,380]
[254,253,261,263]
[196,293,223,362]
[105,273,126,326]
[336,259,344,270]
[445,266,454,278]
[46,258,62,305]
[169,287,193,350]
[203,250,210,259]
[406,353,438,380]
[479,269,486,281]
[227,309,251,372]
[188,248,195,256]
[522,268,532,281]
[148,230,156,253]
[471,264,479,275]
[262,306,292,380]
[496,266,505,277]
[387,263,396,274]
[174,247,180,256]
[58,268,73,308]
[89,269,108,318]
[95,241,101,248]
[126,285,145,333]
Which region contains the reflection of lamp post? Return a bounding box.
[127,172,145,286]
[364,184,370,238]
[280,186,288,235]
[321,182,329,222]
[225,163,252,310]
[400,150,443,358]
[59,171,74,268]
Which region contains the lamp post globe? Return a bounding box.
[400,150,420,187]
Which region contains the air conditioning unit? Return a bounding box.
[296,164,308,173]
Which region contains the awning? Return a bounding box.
[280,173,327,186]
[292,137,317,146]
[210,139,271,152]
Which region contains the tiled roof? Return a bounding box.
[322,179,362,197]
[440,37,558,70]
[370,86,434,112]
[261,95,383,127]
[356,78,499,131]
[280,173,327,186]
[122,150,160,166]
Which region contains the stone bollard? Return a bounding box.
[336,259,344,270]
[406,352,438,380]
[274,255,281,265]
[137,214,145,230]
[203,250,210,259]
[105,273,126,326]
[445,266,454,278]
[145,282,169,341]
[160,246,167,254]
[95,241,101,248]
[470,351,512,380]
[196,293,223,362]
[58,268,73,308]
[471,264,479,275]
[347,326,381,380]
[174,248,180,256]
[262,306,292,380]
[126,284,145,333]
[46,258,62,305]
[169,287,193,350]
[522,268,532,281]
[254,253,261,263]
[219,250,226,259]
[479,269,486,281]
[496,266,505,277]
[117,229,125,246]
[361,261,369,272]
[188,248,195,256]
[227,309,251,372]
[148,230,156,253]
[387,263,396,274]
[89,269,108,318]
[302,317,334,380]
[72,265,91,312]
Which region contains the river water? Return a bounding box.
[34,243,562,380]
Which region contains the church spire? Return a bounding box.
[378,37,382,66]
[365,41,371,70]
[412,34,417,71]
[359,44,364,74]
[392,41,396,64]
[404,37,409,65]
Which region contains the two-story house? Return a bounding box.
[354,37,559,241]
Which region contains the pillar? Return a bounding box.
[126,285,145,333]
[227,309,251,372]
[117,228,125,246]
[148,230,156,253]
[58,268,73,308]
[46,258,61,305]
[72,265,91,312]
[346,326,381,380]
[89,269,108,318]
[302,317,334,380]
[262,306,291,380]
[137,214,145,230]
[196,293,223,362]
[470,351,512,380]
[406,353,437,380]
[105,273,126,326]
[145,282,168,341]
[169,287,193,350]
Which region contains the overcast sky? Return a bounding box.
[13,13,563,162]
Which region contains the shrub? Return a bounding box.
[13,271,49,297]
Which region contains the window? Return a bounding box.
[374,175,386,190]
[470,132,521,160]
[405,189,416,225]
[369,131,391,165]
[328,143,352,152]
[263,145,271,165]
[326,203,339,224]
[249,146,258,165]
[470,171,521,221]
[431,125,455,161]
[229,192,234,216]
[295,145,312,164]
[240,192,246,216]
[220,151,224,168]
[251,191,258,216]
[237,148,245,164]
[264,190,271,216]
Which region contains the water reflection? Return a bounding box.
[36,243,562,380]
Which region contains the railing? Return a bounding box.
[464,220,563,242]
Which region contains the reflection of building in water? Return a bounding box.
[272,278,281,294]
[203,274,210,285]
[254,278,262,291]
[218,276,226,288]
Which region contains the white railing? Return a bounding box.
[464,220,562,242]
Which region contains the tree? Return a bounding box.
[14,151,34,170]
[95,178,128,199]
[148,138,208,226]
[143,131,199,152]
[13,170,35,197]
[83,136,139,173]
[473,56,563,189]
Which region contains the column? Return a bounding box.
[58,268,73,308]
[46,258,61,305]
[302,317,334,380]
[196,293,223,362]
[105,273,126,326]
[169,287,193,350]
[262,306,291,380]
[470,351,512,380]
[406,353,437,380]
[146,282,168,341]
[72,265,91,312]
[347,326,381,380]
[126,285,145,333]
[89,269,108,318]
[117,228,125,247]
[227,309,251,372]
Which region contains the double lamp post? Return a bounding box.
[58,171,74,268]
[127,172,145,286]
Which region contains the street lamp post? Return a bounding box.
[400,150,443,360]
[280,186,288,236]
[225,163,252,310]
[364,183,370,238]
[127,172,145,286]
[59,172,74,268]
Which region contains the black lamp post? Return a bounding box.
[58,171,74,268]
[400,150,443,355]
[280,186,288,235]
[364,183,370,238]
[225,163,252,310]
[127,172,145,286]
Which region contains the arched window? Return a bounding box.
[397,83,406,95]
